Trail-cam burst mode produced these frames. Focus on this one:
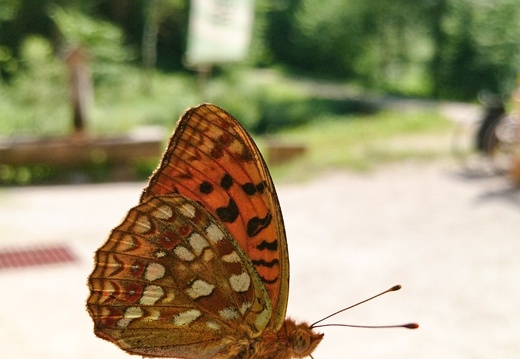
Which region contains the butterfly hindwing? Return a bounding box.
[87,195,272,358]
[140,104,289,328]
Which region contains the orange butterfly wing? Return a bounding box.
[140,104,289,328]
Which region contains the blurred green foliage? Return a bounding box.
[0,0,519,140]
[50,7,133,63]
[1,0,519,99]
[0,35,69,136]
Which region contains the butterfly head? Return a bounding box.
[284,319,324,358]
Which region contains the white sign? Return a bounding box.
[185,0,255,66]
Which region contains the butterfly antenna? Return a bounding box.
[309,284,418,330]
[311,322,419,330]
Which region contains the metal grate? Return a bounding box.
[0,244,77,270]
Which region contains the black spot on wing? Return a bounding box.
[256,239,278,252]
[242,183,256,195]
[251,258,280,268]
[241,181,268,196]
[258,275,278,285]
[199,181,213,194]
[246,213,272,237]
[220,173,233,190]
[216,198,239,223]
[256,181,266,194]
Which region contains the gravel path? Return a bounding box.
[0,160,519,358]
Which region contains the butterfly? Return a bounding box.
[87,103,324,358]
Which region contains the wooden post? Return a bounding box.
[65,46,93,136]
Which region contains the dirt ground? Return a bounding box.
[0,157,519,358]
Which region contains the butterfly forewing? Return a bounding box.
[88,195,272,358]
[140,104,289,328]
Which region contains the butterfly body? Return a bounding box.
[87,104,323,358]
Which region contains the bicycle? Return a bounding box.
[452,90,520,175]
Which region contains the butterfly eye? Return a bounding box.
[291,327,311,355]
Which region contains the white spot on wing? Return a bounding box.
[144,262,166,281]
[229,272,251,293]
[206,321,220,330]
[219,307,238,320]
[154,204,173,220]
[188,233,210,256]
[174,245,195,261]
[131,305,146,316]
[185,279,215,299]
[139,285,164,305]
[222,251,241,263]
[117,306,144,328]
[179,202,196,218]
[206,223,224,243]
[173,309,201,326]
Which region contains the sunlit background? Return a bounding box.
[1,1,520,358]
